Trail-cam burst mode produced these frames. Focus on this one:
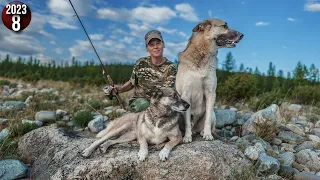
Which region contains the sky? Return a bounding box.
[0,0,320,75]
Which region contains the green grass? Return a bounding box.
[0,122,39,159]
[72,111,94,128]
[230,164,259,180]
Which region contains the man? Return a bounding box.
[104,30,177,112]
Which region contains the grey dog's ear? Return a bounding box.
[192,20,212,32]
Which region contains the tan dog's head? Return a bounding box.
[150,87,190,112]
[192,18,243,48]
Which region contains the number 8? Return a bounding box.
[12,15,21,31]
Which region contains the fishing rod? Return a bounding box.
[68,0,125,109]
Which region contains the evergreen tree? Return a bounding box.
[293,61,308,86]
[222,52,236,72]
[309,63,317,83]
[277,70,284,78]
[239,63,245,72]
[254,67,261,75]
[267,62,276,77]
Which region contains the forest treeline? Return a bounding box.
[1,53,319,110]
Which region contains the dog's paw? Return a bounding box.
[183,136,192,143]
[159,148,170,161]
[138,148,148,161]
[202,133,214,141]
[81,148,93,158]
[99,143,110,154]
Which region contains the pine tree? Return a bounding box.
[293,61,308,86]
[239,63,245,72]
[254,67,261,75]
[222,52,236,72]
[309,63,317,83]
[277,70,284,78]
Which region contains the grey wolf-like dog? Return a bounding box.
[81,87,189,161]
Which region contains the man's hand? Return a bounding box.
[103,85,119,100]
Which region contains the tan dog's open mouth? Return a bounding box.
[216,31,244,48]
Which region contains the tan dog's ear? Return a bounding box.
[192,20,212,32]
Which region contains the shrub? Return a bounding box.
[230,164,259,180]
[254,121,279,141]
[72,111,93,128]
[1,122,39,159]
[0,79,10,86]
[87,100,102,110]
[8,122,39,138]
[249,89,286,111]
[290,85,320,105]
[0,137,18,159]
[217,73,258,102]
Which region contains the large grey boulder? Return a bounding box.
[295,149,320,172]
[35,111,56,122]
[0,159,29,180]
[2,101,26,110]
[0,128,9,142]
[18,126,250,180]
[215,110,237,128]
[293,171,320,180]
[242,104,284,136]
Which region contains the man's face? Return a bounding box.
[147,38,164,58]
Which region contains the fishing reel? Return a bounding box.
[103,85,118,100]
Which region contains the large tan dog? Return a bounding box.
[176,18,244,142]
[81,87,189,161]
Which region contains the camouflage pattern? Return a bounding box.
[128,98,150,113]
[130,56,177,99]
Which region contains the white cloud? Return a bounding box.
[69,40,92,57]
[175,3,199,22]
[157,27,177,34]
[50,41,56,45]
[97,6,176,24]
[208,10,212,17]
[112,28,128,35]
[48,16,78,30]
[104,40,115,46]
[128,23,150,31]
[0,24,44,56]
[132,6,177,24]
[241,1,245,4]
[164,41,188,60]
[121,36,134,44]
[89,34,104,41]
[55,48,63,54]
[48,0,93,17]
[304,0,320,11]
[128,23,151,38]
[255,21,270,26]
[179,32,187,38]
[287,17,296,22]
[96,8,131,21]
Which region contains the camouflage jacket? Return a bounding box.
[130,56,177,99]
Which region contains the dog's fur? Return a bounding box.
[176,18,244,142]
[81,87,189,161]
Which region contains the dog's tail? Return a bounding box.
[96,112,137,138]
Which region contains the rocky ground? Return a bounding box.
[1,79,320,180]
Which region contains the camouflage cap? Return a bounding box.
[145,30,164,45]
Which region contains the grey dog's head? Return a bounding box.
[192,18,244,48]
[150,87,189,112]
